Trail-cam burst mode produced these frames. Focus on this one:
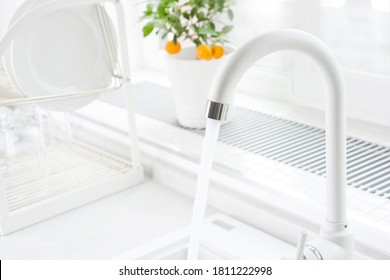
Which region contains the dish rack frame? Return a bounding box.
[0,0,144,235]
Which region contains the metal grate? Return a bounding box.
[100,82,390,200]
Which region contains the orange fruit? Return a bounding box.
[212,45,225,59]
[196,45,213,60]
[165,41,181,55]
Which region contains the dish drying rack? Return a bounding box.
[0,0,144,235]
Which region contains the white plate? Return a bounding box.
[3,0,62,95]
[3,1,118,111]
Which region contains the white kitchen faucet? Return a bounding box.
[206,29,354,259]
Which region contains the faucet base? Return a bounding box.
[316,220,354,259]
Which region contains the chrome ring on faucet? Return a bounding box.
[205,100,230,121]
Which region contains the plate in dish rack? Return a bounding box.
[3,1,118,111]
[3,0,65,94]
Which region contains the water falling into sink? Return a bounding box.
[187,118,222,260]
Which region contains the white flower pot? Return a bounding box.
[166,47,233,129]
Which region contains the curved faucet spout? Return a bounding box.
[207,29,353,258]
[209,29,346,224]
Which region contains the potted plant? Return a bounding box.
[141,0,236,128]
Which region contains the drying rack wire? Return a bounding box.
[0,139,135,213]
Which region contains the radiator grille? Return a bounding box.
[100,82,390,200]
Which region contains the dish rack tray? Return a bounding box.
[0,0,144,235]
[0,139,144,235]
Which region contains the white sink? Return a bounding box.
[114,214,294,260]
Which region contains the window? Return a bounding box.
[321,0,389,75]
[225,0,295,101]
[231,0,292,45]
[293,0,390,126]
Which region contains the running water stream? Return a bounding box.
[187,118,222,260]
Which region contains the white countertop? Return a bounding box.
[0,179,200,260]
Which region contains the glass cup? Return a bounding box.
[0,105,47,200]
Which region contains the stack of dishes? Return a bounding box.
[2,0,118,111]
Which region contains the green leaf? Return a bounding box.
[146,3,154,11]
[183,12,190,20]
[198,27,218,36]
[143,23,155,37]
[157,3,166,18]
[170,16,183,34]
[222,25,233,34]
[194,38,202,46]
[144,2,154,16]
[197,12,205,20]
[227,9,234,21]
[215,0,224,11]
[191,7,198,17]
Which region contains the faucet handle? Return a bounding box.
[294,230,308,260]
